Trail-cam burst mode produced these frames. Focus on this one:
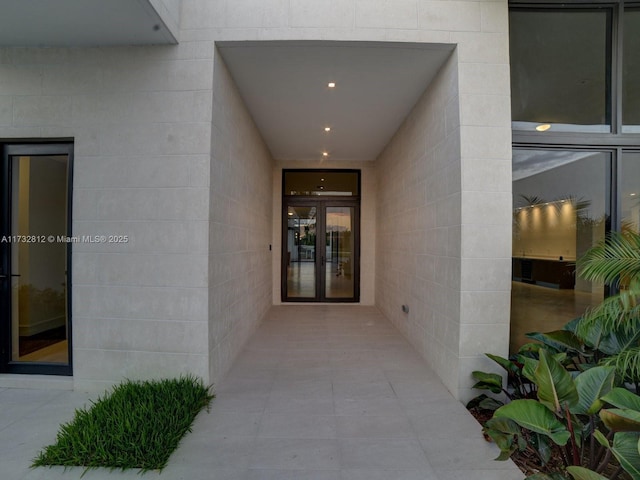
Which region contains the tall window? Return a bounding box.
[623,8,640,131]
[509,1,640,352]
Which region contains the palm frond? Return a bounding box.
[577,231,640,286]
[600,346,640,383]
[577,290,640,338]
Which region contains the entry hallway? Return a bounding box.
[0,306,524,479]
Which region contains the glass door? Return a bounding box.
[285,205,317,299]
[0,144,73,375]
[282,169,360,302]
[325,206,355,299]
[283,199,359,302]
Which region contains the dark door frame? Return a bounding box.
[0,142,74,375]
[281,169,361,303]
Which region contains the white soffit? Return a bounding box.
[0,0,178,47]
[217,41,454,162]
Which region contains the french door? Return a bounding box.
[0,143,73,375]
[282,198,360,302]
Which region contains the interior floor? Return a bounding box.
[510,281,603,353]
[18,340,68,364]
[287,261,354,299]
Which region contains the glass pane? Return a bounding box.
[509,9,611,133]
[511,149,609,353]
[284,171,359,196]
[622,9,640,132]
[11,155,69,364]
[286,205,317,298]
[325,207,354,299]
[621,152,640,232]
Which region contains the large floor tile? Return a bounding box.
[0,306,524,480]
[258,413,337,439]
[339,438,431,469]
[251,438,340,470]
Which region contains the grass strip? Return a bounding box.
[32,375,214,474]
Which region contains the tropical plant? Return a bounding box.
[482,349,620,476]
[470,352,537,408]
[469,230,640,478]
[576,230,640,391]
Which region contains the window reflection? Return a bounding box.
[511,149,609,353]
[622,9,640,132]
[621,152,640,232]
[510,9,611,133]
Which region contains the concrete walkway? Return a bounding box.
[0,306,524,479]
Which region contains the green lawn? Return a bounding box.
[33,376,214,474]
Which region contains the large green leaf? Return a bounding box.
[520,356,539,383]
[526,473,568,480]
[479,396,504,411]
[566,466,609,480]
[571,366,616,415]
[535,349,579,413]
[485,416,521,435]
[593,429,610,447]
[601,387,640,411]
[598,328,640,356]
[518,342,543,355]
[494,399,571,445]
[527,330,583,353]
[611,432,640,479]
[471,371,503,394]
[531,432,552,465]
[486,353,521,375]
[483,417,521,461]
[569,317,605,351]
[600,408,640,432]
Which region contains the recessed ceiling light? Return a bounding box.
[327,82,336,88]
[536,124,551,132]
[324,127,331,132]
[631,193,637,197]
[321,178,325,181]
[322,152,329,157]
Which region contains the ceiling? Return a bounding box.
[217,41,454,162]
[0,0,177,47]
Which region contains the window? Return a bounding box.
[509,2,640,352]
[621,151,640,230]
[623,8,640,132]
[509,8,611,133]
[511,149,610,352]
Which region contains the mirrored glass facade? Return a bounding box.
[510,2,640,353]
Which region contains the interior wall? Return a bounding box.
[209,48,274,383]
[376,51,462,396]
[272,160,376,306]
[513,203,577,260]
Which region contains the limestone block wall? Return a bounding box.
[208,49,274,384]
[0,42,215,390]
[0,0,513,399]
[376,52,464,397]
